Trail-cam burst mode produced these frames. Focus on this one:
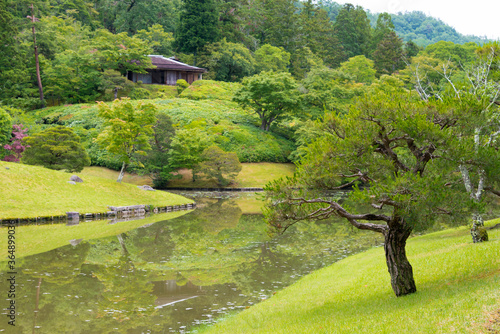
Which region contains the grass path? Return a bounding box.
[199,221,500,334]
[0,161,192,219]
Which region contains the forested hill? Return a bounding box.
[319,1,490,46]
[0,0,493,110]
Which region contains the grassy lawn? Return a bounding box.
[198,220,500,334]
[167,163,295,188]
[0,161,192,219]
[79,166,153,186]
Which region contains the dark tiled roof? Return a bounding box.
[149,55,206,72]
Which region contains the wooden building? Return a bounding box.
[127,55,206,85]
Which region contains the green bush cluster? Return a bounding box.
[217,125,294,163]
[176,79,190,95]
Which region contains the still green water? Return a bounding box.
[0,193,383,333]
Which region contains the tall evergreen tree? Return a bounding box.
[333,3,371,61]
[174,0,220,63]
[298,0,344,68]
[369,12,394,56]
[260,0,300,54]
[373,31,405,76]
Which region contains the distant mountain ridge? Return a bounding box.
[319,1,491,46]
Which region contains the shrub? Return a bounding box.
[3,124,29,162]
[22,126,90,172]
[176,79,189,95]
[0,107,12,147]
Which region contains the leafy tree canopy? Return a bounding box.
[174,0,220,56]
[233,71,300,131]
[201,39,256,82]
[339,55,376,84]
[97,98,157,182]
[254,44,291,73]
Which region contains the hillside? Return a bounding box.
[34,80,296,170]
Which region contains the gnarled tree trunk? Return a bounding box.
[384,217,416,297]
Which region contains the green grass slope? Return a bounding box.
[0,161,193,219]
[200,221,500,334]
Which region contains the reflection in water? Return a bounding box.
[0,195,383,333]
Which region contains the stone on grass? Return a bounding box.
[70,175,83,183]
[67,181,76,185]
[138,185,155,191]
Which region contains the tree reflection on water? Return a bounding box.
[0,195,382,333]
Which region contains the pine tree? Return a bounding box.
[298,0,344,68]
[373,31,404,76]
[333,4,371,61]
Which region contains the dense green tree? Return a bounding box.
[140,112,178,188]
[217,0,247,44]
[135,24,175,56]
[174,0,219,62]
[35,15,91,61]
[92,29,153,75]
[339,55,376,84]
[22,126,90,172]
[254,44,290,73]
[301,67,363,118]
[298,0,344,67]
[333,3,371,61]
[201,39,256,81]
[233,71,300,131]
[289,46,324,79]
[259,0,299,53]
[44,49,102,103]
[194,145,242,186]
[0,108,13,148]
[424,41,477,65]
[369,12,394,55]
[99,69,134,100]
[0,0,34,108]
[404,40,421,59]
[97,98,157,182]
[373,31,405,76]
[169,128,214,181]
[264,92,465,297]
[94,0,182,34]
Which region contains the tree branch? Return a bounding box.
[280,197,390,234]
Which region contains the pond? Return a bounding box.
[0,192,383,333]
